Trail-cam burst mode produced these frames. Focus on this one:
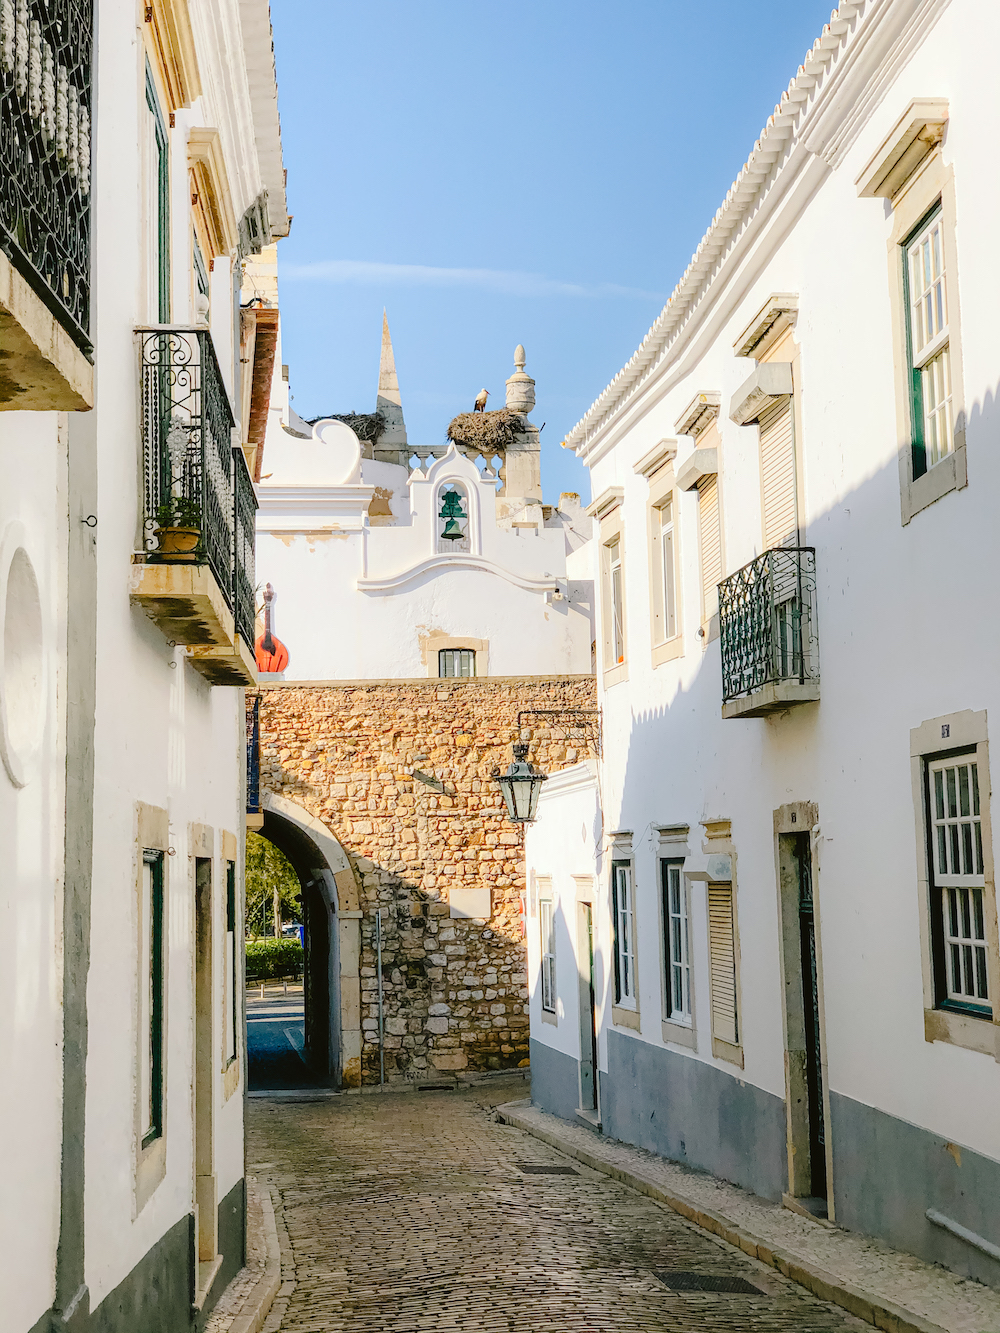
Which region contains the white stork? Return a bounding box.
[474,388,490,413]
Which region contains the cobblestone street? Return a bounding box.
[249,1078,870,1333]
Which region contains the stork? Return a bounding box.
[474,388,490,413]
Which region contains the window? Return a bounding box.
[608,537,625,664]
[708,882,739,1049]
[758,395,797,549]
[140,849,165,1147]
[540,898,556,1013]
[439,648,475,678]
[905,205,952,476]
[611,861,636,1008]
[225,860,238,1063]
[661,860,691,1024]
[144,66,170,323]
[655,500,677,643]
[928,754,990,1017]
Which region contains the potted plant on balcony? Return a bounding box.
[154,497,202,561]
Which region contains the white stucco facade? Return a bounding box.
[255,338,594,681]
[3,2,286,1330]
[527,0,1000,1288]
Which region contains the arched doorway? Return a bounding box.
[252,794,362,1088]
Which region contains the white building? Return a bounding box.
[1,3,286,1330]
[254,323,594,681]
[526,0,1000,1287]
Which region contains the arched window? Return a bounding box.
[436,482,470,553]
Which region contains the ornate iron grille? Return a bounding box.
[233,445,256,649]
[718,547,818,702]
[139,327,236,612]
[0,0,93,347]
[246,695,260,816]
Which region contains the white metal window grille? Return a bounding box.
[906,209,952,470]
[612,861,636,1007]
[661,860,691,1023]
[540,899,556,1013]
[659,501,677,642]
[608,537,625,665]
[439,648,475,678]
[708,883,739,1046]
[928,755,990,1014]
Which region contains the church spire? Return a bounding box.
[376,310,407,449]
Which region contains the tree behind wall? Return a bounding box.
[245,831,302,937]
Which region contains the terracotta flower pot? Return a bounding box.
[155,526,201,561]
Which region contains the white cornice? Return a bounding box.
[537,760,598,802]
[357,553,559,595]
[563,0,951,462]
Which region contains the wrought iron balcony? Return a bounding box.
[132,327,256,685]
[718,547,819,719]
[0,0,94,349]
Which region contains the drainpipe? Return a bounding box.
[376,909,385,1091]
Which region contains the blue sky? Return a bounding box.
[270,1,834,504]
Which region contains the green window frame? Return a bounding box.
[141,848,165,1147]
[226,860,238,1063]
[145,65,170,323]
[902,201,950,480]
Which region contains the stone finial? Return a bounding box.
[505,344,535,416]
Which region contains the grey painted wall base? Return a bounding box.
[602,1029,787,1201]
[88,1212,193,1333]
[529,1038,581,1122]
[199,1177,247,1330]
[831,1092,1000,1289]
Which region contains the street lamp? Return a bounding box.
[494,743,547,824]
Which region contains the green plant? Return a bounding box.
[155,496,202,529]
[245,830,302,937]
[245,936,303,981]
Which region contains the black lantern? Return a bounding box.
[494,743,547,824]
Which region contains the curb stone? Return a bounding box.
[497,1100,949,1333]
[223,1182,282,1333]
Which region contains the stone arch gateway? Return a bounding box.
[258,793,363,1087]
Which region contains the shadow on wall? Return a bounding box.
[598,377,1000,1272]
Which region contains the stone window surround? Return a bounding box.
[883,147,967,524]
[688,820,744,1069]
[420,633,489,679]
[609,834,640,1031]
[642,455,685,669]
[910,710,1000,1061]
[134,801,170,1216]
[594,496,628,689]
[221,828,240,1103]
[655,825,696,1050]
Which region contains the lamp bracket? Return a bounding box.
[515,708,602,758]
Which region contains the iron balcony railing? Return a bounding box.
[0,0,94,349]
[718,546,818,703]
[246,695,261,816]
[138,327,256,648]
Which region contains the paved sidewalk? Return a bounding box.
[248,1075,884,1332]
[498,1100,1000,1333]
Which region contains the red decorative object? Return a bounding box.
[255,583,289,673]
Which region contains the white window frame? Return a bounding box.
[928,753,990,1016]
[661,859,691,1026]
[609,537,625,665]
[658,500,677,643]
[905,206,953,473]
[539,898,556,1016]
[439,647,476,678]
[611,860,637,1015]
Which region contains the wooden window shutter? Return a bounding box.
[708,884,739,1046]
[698,475,722,619]
[758,397,797,549]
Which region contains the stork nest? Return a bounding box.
[447,408,525,453]
[307,411,386,443]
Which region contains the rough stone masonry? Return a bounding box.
[258,674,596,1085]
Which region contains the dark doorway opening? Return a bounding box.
[793,834,827,1201]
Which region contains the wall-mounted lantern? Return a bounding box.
[494,743,547,824]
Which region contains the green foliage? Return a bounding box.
[245,830,302,938]
[155,496,202,529]
[245,936,303,981]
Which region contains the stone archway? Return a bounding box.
[257,793,362,1087]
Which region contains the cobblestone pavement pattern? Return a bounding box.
[250,1077,870,1333]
